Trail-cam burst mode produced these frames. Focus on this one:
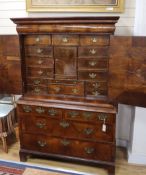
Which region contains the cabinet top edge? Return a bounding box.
[11,16,120,25]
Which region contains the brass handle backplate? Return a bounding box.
[48,108,57,116]
[34,87,41,94]
[89,49,96,55]
[60,121,70,128]
[89,61,97,66]
[69,111,79,118]
[23,105,32,113]
[37,140,47,147]
[33,79,41,85]
[62,37,68,43]
[98,113,108,121]
[92,38,97,43]
[61,139,70,146]
[83,128,94,135]
[36,122,46,129]
[85,147,95,154]
[35,107,45,114]
[35,37,40,42]
[89,73,97,79]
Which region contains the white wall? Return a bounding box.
[0,0,136,35]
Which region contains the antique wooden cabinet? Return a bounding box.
[11,17,120,175]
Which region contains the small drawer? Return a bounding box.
[24,35,51,45]
[78,58,108,70]
[80,35,110,46]
[27,77,48,86]
[52,35,79,46]
[78,47,109,58]
[26,57,54,68]
[27,67,53,78]
[85,81,108,96]
[25,46,53,57]
[78,70,107,81]
[27,85,48,95]
[48,81,84,96]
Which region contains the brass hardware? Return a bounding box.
[89,49,96,55]
[92,91,100,96]
[38,70,43,75]
[89,73,97,79]
[37,48,42,53]
[62,37,68,43]
[93,83,100,89]
[69,111,79,118]
[35,107,45,114]
[23,105,32,113]
[72,88,78,94]
[48,108,57,116]
[85,147,95,154]
[35,37,40,42]
[83,112,92,119]
[36,122,46,129]
[37,140,47,147]
[88,61,97,66]
[54,87,61,93]
[98,113,108,121]
[33,79,41,85]
[60,121,70,128]
[61,139,70,146]
[92,38,97,43]
[83,128,93,135]
[34,87,41,94]
[37,59,43,64]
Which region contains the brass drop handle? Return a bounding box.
[89,61,97,66]
[37,48,42,53]
[37,59,44,64]
[93,83,100,89]
[33,79,41,85]
[23,105,32,113]
[98,114,108,121]
[36,122,46,129]
[83,128,94,135]
[62,37,68,43]
[35,107,45,114]
[34,87,41,94]
[92,38,97,43]
[85,147,95,154]
[89,73,97,79]
[69,111,79,118]
[72,88,78,94]
[92,91,100,96]
[60,121,70,128]
[54,87,61,93]
[48,108,57,116]
[89,49,96,55]
[37,140,47,147]
[38,70,43,75]
[35,37,40,42]
[61,139,70,146]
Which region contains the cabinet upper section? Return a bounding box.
[11,17,119,34]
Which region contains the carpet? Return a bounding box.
[0,160,86,175]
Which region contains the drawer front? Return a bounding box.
[48,81,84,96]
[18,105,62,119]
[21,134,114,162]
[24,35,51,45]
[78,58,108,70]
[27,67,53,78]
[78,47,109,58]
[80,35,110,46]
[52,35,79,46]
[26,57,54,68]
[27,85,48,95]
[85,81,107,96]
[78,70,107,81]
[65,110,115,124]
[27,77,48,86]
[25,46,53,57]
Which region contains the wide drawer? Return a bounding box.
[26,57,54,68]
[21,134,115,162]
[80,35,110,46]
[24,35,51,45]
[27,67,54,78]
[18,104,62,118]
[52,35,79,46]
[78,47,109,58]
[48,80,84,96]
[78,58,108,70]
[25,46,53,57]
[78,70,107,81]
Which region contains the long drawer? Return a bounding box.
[21,133,115,162]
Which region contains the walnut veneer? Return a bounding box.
[11,17,119,175]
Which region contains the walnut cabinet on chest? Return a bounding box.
[11,17,119,175]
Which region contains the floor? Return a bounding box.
[0,135,146,175]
